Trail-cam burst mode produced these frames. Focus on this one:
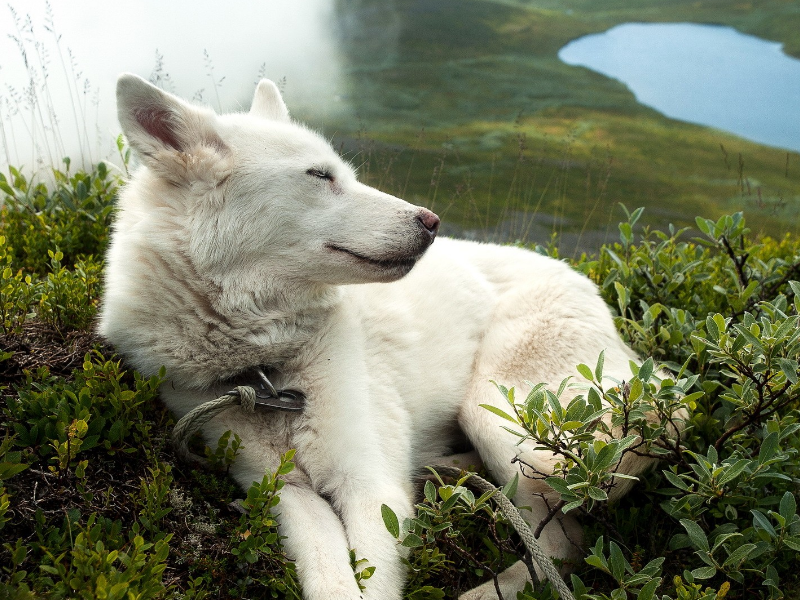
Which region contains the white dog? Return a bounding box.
[101,74,653,599]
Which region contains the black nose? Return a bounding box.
[417,209,440,237]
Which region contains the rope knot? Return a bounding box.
[236,385,257,412]
[172,386,257,465]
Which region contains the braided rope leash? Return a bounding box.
[171,386,574,599]
[432,465,575,600]
[172,385,257,465]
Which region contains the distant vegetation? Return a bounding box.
[323,0,800,248]
[2,0,798,248]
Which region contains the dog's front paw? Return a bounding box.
[459,582,502,600]
[459,560,531,600]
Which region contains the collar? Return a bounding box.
[226,366,306,411]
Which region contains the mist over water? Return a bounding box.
[0,0,350,172]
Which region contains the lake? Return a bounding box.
[558,23,800,154]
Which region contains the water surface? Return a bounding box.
[559,23,800,153]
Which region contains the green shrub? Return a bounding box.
[382,469,523,598]
[0,161,118,275]
[0,235,34,336]
[2,160,799,599]
[37,250,103,331]
[230,450,301,598]
[37,515,171,600]
[0,162,113,336]
[484,209,799,600]
[4,355,164,467]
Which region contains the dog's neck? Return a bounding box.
[214,275,340,360]
[103,222,341,390]
[178,265,341,388]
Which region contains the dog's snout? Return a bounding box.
[417,209,440,237]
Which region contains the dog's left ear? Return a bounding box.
[250,79,290,122]
[117,73,231,187]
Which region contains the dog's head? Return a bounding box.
[116,74,439,291]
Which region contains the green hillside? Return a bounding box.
[311,0,800,249]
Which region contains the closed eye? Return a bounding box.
[306,167,334,181]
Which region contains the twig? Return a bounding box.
[714,384,795,452]
[534,499,566,539]
[720,235,749,289]
[758,263,800,305]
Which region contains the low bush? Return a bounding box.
[0,165,798,599]
[0,159,117,276]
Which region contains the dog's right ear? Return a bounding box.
[117,73,230,185]
[250,79,290,122]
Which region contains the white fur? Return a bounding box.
[101,74,657,599]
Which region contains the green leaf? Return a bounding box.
[691,566,716,580]
[440,489,462,512]
[401,533,424,548]
[501,472,518,499]
[381,504,400,538]
[710,533,742,554]
[587,486,608,501]
[276,460,295,475]
[585,555,609,573]
[595,350,606,382]
[556,377,572,399]
[561,420,585,431]
[776,358,799,385]
[571,574,589,599]
[722,543,757,568]
[545,476,571,495]
[595,440,622,471]
[662,470,690,491]
[608,541,627,581]
[758,432,780,464]
[640,557,665,577]
[695,216,712,235]
[424,480,436,504]
[705,315,720,342]
[779,491,796,522]
[637,578,661,600]
[76,180,88,200]
[784,537,800,551]
[546,390,564,422]
[491,381,510,399]
[0,462,29,480]
[638,357,654,383]
[716,459,751,486]
[732,323,765,354]
[773,317,799,341]
[751,510,776,539]
[479,404,518,425]
[577,363,594,381]
[680,519,709,552]
[107,420,124,443]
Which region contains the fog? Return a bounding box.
[0,0,350,172]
